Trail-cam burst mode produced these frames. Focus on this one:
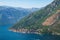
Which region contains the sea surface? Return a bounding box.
[0,25,60,40]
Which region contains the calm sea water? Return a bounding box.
[0,25,60,40]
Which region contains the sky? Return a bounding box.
[0,0,53,8]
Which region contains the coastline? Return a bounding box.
[9,28,60,35]
[9,28,42,34]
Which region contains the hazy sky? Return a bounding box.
[0,0,53,8]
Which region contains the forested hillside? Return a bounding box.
[10,0,60,35]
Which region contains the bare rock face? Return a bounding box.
[10,0,60,35]
[42,10,60,26]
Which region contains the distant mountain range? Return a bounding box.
[0,6,39,25]
[10,0,60,35]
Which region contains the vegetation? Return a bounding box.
[11,0,60,35]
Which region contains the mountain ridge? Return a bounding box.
[10,0,60,35]
[0,6,39,25]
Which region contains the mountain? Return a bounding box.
[0,6,39,25]
[10,0,60,35]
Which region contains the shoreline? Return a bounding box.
[9,28,60,35]
[9,28,42,34]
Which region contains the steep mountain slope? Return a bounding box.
[0,6,39,25]
[42,10,60,35]
[10,0,60,35]
[42,11,59,26]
